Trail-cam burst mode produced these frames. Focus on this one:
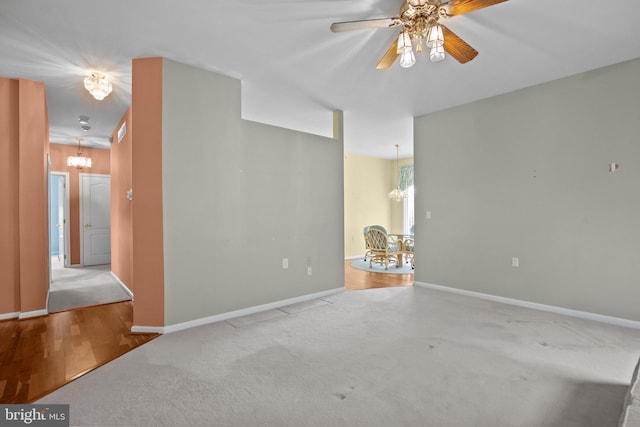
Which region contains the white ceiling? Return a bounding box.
[1,0,639,159]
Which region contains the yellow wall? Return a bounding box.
[344,152,413,258]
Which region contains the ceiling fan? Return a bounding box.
[330,0,508,69]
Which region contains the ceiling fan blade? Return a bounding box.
[442,25,478,64]
[330,18,400,32]
[376,39,399,70]
[445,0,508,16]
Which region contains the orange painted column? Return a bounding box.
[18,79,49,314]
[131,57,165,328]
[0,78,20,315]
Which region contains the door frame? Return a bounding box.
[79,172,111,266]
[49,171,71,268]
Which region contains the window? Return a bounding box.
[403,185,414,235]
[399,165,414,235]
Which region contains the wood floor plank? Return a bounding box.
[344,259,413,290]
[0,301,157,404]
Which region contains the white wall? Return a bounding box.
[414,58,640,321]
[161,58,344,325]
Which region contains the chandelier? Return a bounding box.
[388,144,408,202]
[67,138,92,169]
[396,3,447,68]
[84,72,112,100]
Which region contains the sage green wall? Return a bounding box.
[161,58,344,325]
[414,58,640,321]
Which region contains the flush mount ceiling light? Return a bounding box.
[67,137,92,169]
[330,0,508,69]
[388,144,408,202]
[83,72,112,100]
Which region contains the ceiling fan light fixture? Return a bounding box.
[84,72,112,101]
[331,0,506,70]
[430,45,445,62]
[396,31,412,54]
[400,49,416,68]
[426,24,444,48]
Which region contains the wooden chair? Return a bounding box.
[363,226,371,261]
[403,237,414,269]
[363,225,394,261]
[366,228,401,270]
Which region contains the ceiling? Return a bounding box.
[1,1,639,160]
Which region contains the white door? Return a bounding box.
[80,174,111,266]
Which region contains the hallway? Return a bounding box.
[49,258,131,313]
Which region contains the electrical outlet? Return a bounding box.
[307,266,313,276]
[426,211,431,220]
[282,258,288,269]
[512,257,519,267]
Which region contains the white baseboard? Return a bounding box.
[110,271,134,299]
[345,255,364,261]
[0,312,19,321]
[19,309,48,319]
[131,325,165,334]
[414,281,640,330]
[132,287,345,335]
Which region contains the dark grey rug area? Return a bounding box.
[48,264,131,312]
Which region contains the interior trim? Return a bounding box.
[18,309,48,319]
[132,287,345,335]
[414,281,640,330]
[110,271,134,299]
[0,312,20,321]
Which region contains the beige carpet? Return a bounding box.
[48,263,131,313]
[38,286,640,426]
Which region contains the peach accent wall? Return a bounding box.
[110,108,133,290]
[131,57,164,327]
[0,78,20,315]
[49,144,110,265]
[17,79,49,314]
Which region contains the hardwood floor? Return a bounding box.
[344,259,414,290]
[0,262,409,404]
[0,301,157,404]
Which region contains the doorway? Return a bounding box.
[49,172,70,270]
[47,172,127,313]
